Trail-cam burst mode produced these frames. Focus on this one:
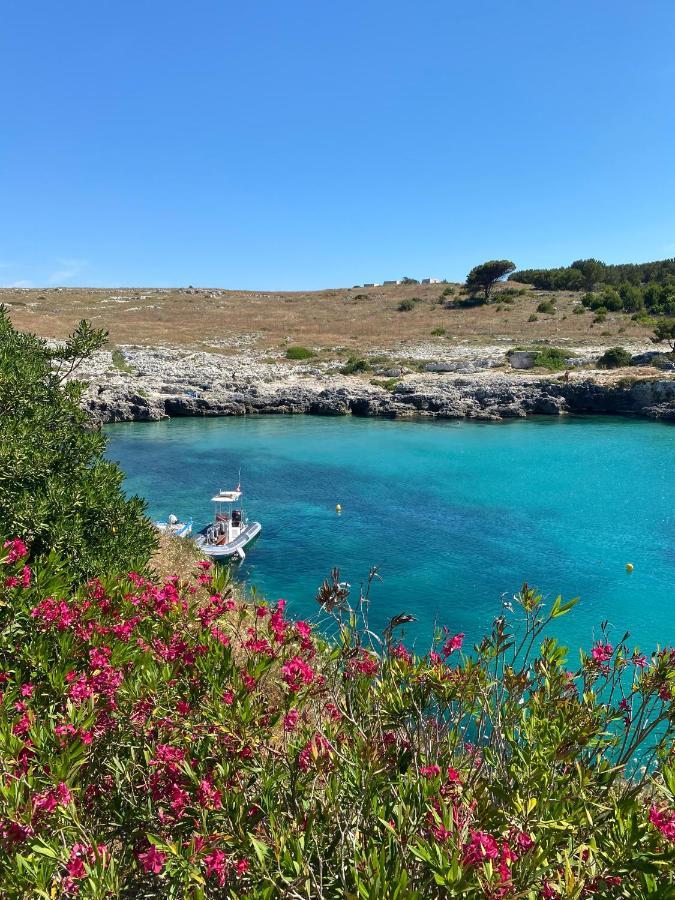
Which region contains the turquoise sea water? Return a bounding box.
[106,416,675,656]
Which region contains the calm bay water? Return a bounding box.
[106,416,675,656]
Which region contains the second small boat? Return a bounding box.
[194,485,261,561]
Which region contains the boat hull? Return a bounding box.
[195,522,262,559]
[155,521,192,537]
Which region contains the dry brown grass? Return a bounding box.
[1,282,655,355]
[149,531,206,582]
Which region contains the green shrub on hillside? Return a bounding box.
[0,307,155,582]
[0,548,673,897]
[398,298,416,312]
[536,299,556,314]
[340,356,371,374]
[111,347,134,373]
[285,345,316,360]
[597,347,633,369]
[511,346,572,371]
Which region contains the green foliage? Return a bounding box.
[430,327,446,336]
[533,347,572,370]
[370,377,399,392]
[340,356,371,375]
[513,259,675,316]
[597,347,633,369]
[0,307,156,582]
[111,348,134,373]
[0,549,674,898]
[573,304,586,314]
[536,299,556,314]
[527,314,538,322]
[466,260,516,300]
[653,319,675,352]
[285,345,316,360]
[398,298,422,312]
[510,346,572,370]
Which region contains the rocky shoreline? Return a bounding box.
[73,345,675,425]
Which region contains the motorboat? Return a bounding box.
[155,514,193,537]
[194,486,261,561]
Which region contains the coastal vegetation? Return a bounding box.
[465,260,516,301]
[340,355,371,375]
[0,308,155,583]
[511,259,675,317]
[508,346,573,372]
[285,346,316,361]
[653,319,675,352]
[1,275,663,359]
[597,347,633,369]
[0,318,674,897]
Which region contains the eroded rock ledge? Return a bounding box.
[76,346,675,424]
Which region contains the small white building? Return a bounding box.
[422,277,442,285]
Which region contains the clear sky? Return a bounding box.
[1,1,674,290]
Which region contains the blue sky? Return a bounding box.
[1,1,674,290]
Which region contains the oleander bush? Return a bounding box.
[1,542,674,898]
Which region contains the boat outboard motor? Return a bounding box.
[232,510,242,526]
[168,514,178,525]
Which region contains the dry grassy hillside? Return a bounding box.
[1,282,655,356]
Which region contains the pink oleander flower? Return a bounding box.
[442,632,465,657]
[3,538,28,564]
[20,683,34,698]
[21,565,31,588]
[197,778,222,809]
[222,689,234,705]
[295,620,312,639]
[242,673,257,692]
[420,765,441,779]
[283,708,300,731]
[463,830,500,866]
[281,656,315,692]
[203,848,228,885]
[392,643,412,665]
[138,845,166,874]
[649,804,675,843]
[591,641,613,664]
[345,650,379,679]
[298,733,331,771]
[325,702,342,721]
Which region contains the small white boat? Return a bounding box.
[155,514,193,537]
[194,486,261,561]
